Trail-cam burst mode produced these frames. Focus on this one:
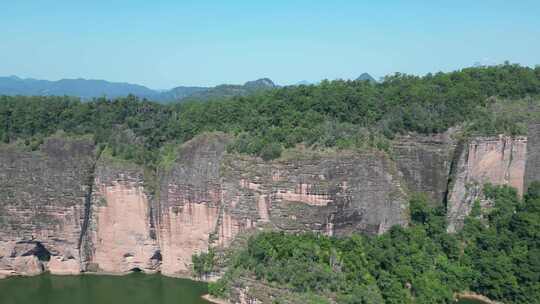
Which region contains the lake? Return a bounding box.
[0,274,495,304]
[0,273,210,304]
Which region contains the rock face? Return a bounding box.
[85,159,160,274]
[525,124,540,192]
[1,127,538,278]
[155,134,409,277]
[392,133,457,204]
[220,150,408,239]
[0,137,96,277]
[156,133,228,276]
[446,136,528,232]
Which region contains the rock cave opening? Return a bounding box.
[151,250,162,261]
[21,242,51,262]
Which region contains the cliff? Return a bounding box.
[85,156,160,274]
[392,132,457,204]
[525,124,540,192]
[446,135,528,232]
[0,137,96,277]
[155,133,409,276]
[1,126,538,278]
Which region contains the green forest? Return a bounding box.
[201,183,540,304]
[2,64,540,303]
[0,64,539,165]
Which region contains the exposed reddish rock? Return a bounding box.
[47,256,80,275]
[81,157,161,274]
[220,149,409,237]
[1,126,538,278]
[0,137,96,277]
[13,256,43,276]
[525,123,540,191]
[91,182,159,273]
[158,202,219,275]
[156,133,230,276]
[447,136,528,232]
[392,131,457,204]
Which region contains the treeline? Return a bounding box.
[0,64,539,163]
[205,183,540,304]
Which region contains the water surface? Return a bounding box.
[0,273,210,304]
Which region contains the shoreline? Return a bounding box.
[0,270,200,281]
[456,292,501,304]
[201,294,230,304]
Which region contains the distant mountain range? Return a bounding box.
[294,80,312,86]
[0,76,277,103]
[182,78,277,101]
[0,74,375,102]
[356,73,377,83]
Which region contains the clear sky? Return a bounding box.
[1,0,539,89]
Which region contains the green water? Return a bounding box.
[0,273,210,304]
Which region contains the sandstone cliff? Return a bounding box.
[85,156,160,274]
[156,133,229,276]
[525,123,540,192]
[446,135,528,232]
[392,132,457,204]
[1,125,538,278]
[0,137,96,277]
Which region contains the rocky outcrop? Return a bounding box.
[0,137,96,277]
[155,134,408,277]
[85,158,160,274]
[156,133,229,276]
[446,135,528,232]
[525,123,540,192]
[1,127,538,278]
[392,132,457,204]
[220,149,408,238]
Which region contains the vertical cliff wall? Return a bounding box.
[85,157,160,273]
[392,133,457,204]
[525,124,540,191]
[220,150,408,238]
[0,137,96,277]
[156,133,228,276]
[446,136,528,232]
[1,129,536,278]
[151,134,408,276]
[150,134,410,277]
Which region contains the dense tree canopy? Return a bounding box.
[206,183,540,304]
[0,64,539,165]
[2,64,539,303]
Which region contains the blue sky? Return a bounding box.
[1,1,539,89]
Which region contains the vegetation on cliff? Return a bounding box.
[0,64,539,165]
[205,183,540,304]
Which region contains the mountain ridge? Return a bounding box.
[356,72,377,83]
[0,76,277,103]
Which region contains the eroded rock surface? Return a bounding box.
[221,150,408,238]
[1,128,538,278]
[447,136,528,232]
[392,132,457,204]
[86,159,160,274]
[0,137,96,277]
[525,123,540,191]
[156,133,229,276]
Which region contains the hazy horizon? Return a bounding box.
[1,0,539,88]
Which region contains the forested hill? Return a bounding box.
[0,76,276,103]
[0,64,539,165]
